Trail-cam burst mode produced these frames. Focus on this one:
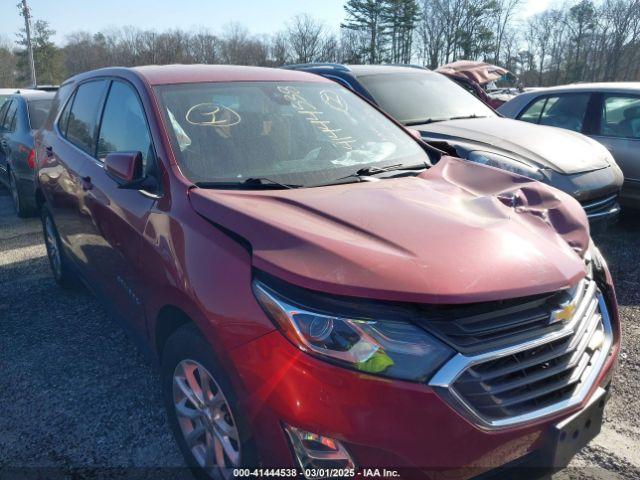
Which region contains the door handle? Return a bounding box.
[81,176,93,191]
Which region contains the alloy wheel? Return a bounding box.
[44,215,62,279]
[173,359,241,478]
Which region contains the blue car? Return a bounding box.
[0,89,54,217]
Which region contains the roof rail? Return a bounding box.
[283,63,351,72]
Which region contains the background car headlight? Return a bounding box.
[467,150,545,181]
[253,279,453,382]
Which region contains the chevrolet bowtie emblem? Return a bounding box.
[550,303,576,324]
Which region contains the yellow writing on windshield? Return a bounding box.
[277,86,356,150]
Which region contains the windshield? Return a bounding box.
[358,72,496,125]
[27,99,53,130]
[155,82,428,187]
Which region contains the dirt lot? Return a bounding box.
[0,183,638,479]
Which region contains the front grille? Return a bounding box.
[416,290,570,355]
[430,275,613,428]
[581,194,618,218]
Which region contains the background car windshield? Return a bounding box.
[156,82,427,186]
[358,72,496,124]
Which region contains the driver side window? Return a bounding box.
[97,80,155,174]
[520,93,590,133]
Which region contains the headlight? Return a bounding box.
[253,279,453,382]
[467,151,545,181]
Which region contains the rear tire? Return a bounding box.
[41,203,77,288]
[9,169,31,218]
[161,324,258,479]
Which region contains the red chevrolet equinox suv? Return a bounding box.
[35,65,619,479]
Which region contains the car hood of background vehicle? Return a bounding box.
[418,117,610,175]
[189,157,589,304]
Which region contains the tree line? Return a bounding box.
[1,0,639,88]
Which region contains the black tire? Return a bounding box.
[161,323,258,480]
[40,203,77,288]
[9,169,32,218]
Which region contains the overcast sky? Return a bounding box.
[1,0,554,45]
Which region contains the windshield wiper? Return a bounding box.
[447,114,489,121]
[195,177,303,190]
[311,161,431,188]
[404,118,448,126]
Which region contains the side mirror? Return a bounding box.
[105,151,144,187]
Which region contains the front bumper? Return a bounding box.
[582,194,620,230]
[228,283,619,479]
[545,167,623,228]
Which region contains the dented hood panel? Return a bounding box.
[189,157,589,304]
[420,117,611,174]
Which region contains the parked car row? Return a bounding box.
[0,64,626,479]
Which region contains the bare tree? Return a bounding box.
[494,0,524,64]
[287,14,326,63]
[270,32,291,65]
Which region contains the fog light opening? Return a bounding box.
[284,425,355,477]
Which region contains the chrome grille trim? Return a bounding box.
[581,194,620,219]
[582,194,618,211]
[429,289,613,430]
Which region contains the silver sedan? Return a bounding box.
[499,82,640,209]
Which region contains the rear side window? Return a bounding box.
[57,92,75,135]
[97,81,154,170]
[599,95,640,139]
[66,80,108,155]
[27,99,53,130]
[0,96,9,114]
[2,100,17,132]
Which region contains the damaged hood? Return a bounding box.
[419,117,611,174]
[188,157,589,304]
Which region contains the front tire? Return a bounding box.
[41,203,76,288]
[161,324,257,479]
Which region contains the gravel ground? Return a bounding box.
[0,184,638,479]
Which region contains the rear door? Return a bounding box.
[589,93,640,205]
[78,79,159,335]
[38,79,109,270]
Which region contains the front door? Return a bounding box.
[590,93,640,206]
[78,79,160,336]
[39,80,109,271]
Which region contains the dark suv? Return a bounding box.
[0,89,54,216]
[285,64,624,226]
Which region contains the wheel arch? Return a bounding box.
[154,305,197,358]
